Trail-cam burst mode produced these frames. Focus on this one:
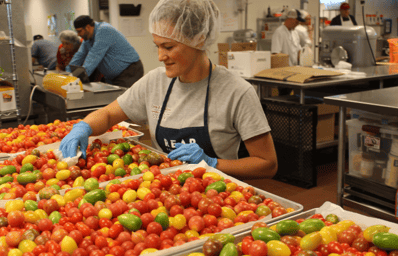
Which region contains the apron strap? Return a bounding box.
[155,77,177,136]
[203,60,212,127]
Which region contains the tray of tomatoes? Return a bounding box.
[174,201,398,256]
[0,136,181,206]
[0,161,303,256]
[0,120,143,159]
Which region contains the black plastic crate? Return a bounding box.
[262,98,318,188]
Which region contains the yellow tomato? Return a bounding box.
[112,159,124,169]
[122,190,137,203]
[185,230,200,238]
[61,236,77,254]
[34,209,48,219]
[105,165,114,175]
[47,159,57,165]
[46,178,59,186]
[56,161,69,170]
[172,214,186,230]
[202,172,222,181]
[51,194,66,207]
[108,192,120,203]
[8,249,23,256]
[143,172,154,181]
[72,177,84,188]
[56,170,71,181]
[22,155,37,166]
[24,211,40,224]
[140,248,158,254]
[221,207,237,220]
[99,209,113,219]
[138,181,151,190]
[267,240,291,256]
[18,240,37,252]
[226,182,237,192]
[5,199,24,212]
[64,189,84,202]
[338,220,355,230]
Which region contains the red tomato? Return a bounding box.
[249,240,268,256]
[328,241,344,254]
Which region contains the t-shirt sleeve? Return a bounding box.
[117,73,149,124]
[234,87,271,141]
[271,30,283,54]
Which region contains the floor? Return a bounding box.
[243,162,339,212]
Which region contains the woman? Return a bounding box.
[60,0,277,178]
[56,30,83,71]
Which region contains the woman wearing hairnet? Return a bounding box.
[60,0,277,178]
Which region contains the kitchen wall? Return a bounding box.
[108,0,302,73]
[23,0,89,46]
[354,0,398,38]
[22,0,334,75]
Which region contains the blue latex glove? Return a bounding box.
[168,143,218,167]
[59,121,92,159]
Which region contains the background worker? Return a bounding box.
[66,15,144,88]
[330,3,357,26]
[31,35,57,70]
[60,0,277,179]
[295,10,313,48]
[271,9,305,95]
[56,30,83,71]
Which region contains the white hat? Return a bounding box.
[286,9,305,22]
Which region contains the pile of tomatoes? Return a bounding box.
[0,138,179,201]
[0,121,139,154]
[193,213,398,256]
[0,166,294,256]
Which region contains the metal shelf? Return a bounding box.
[316,139,338,149]
[343,195,398,223]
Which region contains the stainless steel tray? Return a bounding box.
[135,163,303,256]
[171,201,398,256]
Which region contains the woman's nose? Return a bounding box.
[158,48,167,62]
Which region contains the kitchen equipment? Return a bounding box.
[233,29,257,43]
[320,26,377,68]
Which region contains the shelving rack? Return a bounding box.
[0,0,21,127]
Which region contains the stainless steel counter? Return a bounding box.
[324,87,398,222]
[32,71,125,121]
[246,64,398,104]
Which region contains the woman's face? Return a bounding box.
[62,41,74,52]
[153,34,202,82]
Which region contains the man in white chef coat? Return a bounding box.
[271,9,305,95]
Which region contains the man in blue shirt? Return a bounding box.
[31,35,57,70]
[66,16,144,88]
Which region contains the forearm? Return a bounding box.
[82,100,129,136]
[216,157,277,179]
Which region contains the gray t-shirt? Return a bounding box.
[117,65,271,159]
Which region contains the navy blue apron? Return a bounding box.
[155,60,218,158]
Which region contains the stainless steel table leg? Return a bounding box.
[337,106,347,206]
[300,89,305,104]
[380,79,384,89]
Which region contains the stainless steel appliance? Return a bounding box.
[320,26,377,68]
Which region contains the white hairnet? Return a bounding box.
[149,0,220,50]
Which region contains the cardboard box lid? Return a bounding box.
[254,66,344,83]
[231,42,257,51]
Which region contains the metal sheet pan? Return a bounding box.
[118,162,303,256]
[170,201,398,256]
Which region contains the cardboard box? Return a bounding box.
[255,66,344,83]
[271,54,290,68]
[317,103,339,143]
[0,86,16,112]
[228,51,271,77]
[218,42,257,68]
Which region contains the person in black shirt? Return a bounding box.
[330,3,357,26]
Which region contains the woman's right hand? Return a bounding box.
[59,121,92,159]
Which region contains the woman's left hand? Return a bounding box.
[168,143,218,168]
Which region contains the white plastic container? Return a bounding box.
[347,119,398,181]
